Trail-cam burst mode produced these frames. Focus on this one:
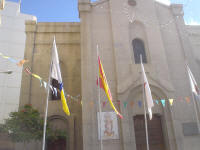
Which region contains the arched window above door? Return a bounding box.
[132,39,147,64]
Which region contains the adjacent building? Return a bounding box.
[0,1,36,149]
[79,0,200,150]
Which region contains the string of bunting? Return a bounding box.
[24,67,81,102]
[87,96,194,108]
[0,52,28,66]
[0,52,81,102]
[0,51,196,106]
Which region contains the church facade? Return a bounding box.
[78,0,200,150]
[14,0,200,150]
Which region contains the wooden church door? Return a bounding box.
[47,138,66,150]
[133,115,166,150]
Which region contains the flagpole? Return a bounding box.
[140,55,150,150]
[186,64,200,133]
[97,45,103,150]
[19,0,21,11]
[42,37,54,150]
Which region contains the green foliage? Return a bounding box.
[0,104,67,143]
[47,129,68,142]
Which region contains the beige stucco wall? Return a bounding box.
[79,0,200,150]
[18,21,82,150]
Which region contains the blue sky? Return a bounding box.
[7,0,200,25]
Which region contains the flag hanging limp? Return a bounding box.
[98,56,123,119]
[187,65,200,96]
[51,38,70,116]
[141,59,154,120]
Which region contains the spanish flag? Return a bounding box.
[51,38,70,116]
[98,56,123,119]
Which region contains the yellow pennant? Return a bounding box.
[169,99,174,106]
[3,56,9,59]
[32,74,42,80]
[61,90,70,116]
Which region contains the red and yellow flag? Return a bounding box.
[98,56,123,119]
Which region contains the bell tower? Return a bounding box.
[78,0,91,13]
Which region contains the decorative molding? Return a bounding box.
[117,71,174,95]
[170,4,184,17]
[91,0,108,6]
[78,2,91,12]
[128,0,137,6]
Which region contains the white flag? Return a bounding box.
[141,60,154,120]
[187,65,200,96]
[51,38,62,83]
[50,37,70,116]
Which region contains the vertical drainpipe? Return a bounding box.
[28,22,38,104]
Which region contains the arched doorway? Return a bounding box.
[47,116,68,150]
[120,84,176,150]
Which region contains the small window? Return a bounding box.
[132,39,147,64]
[50,79,61,100]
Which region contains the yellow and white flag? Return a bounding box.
[141,61,154,120]
[51,37,70,116]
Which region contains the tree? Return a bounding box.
[0,104,67,145]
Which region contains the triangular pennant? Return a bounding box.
[39,79,43,87]
[161,99,166,107]
[8,58,17,63]
[102,101,106,107]
[3,56,9,59]
[123,102,128,108]
[90,101,94,107]
[185,97,190,103]
[138,101,142,108]
[24,67,32,75]
[155,100,159,105]
[117,100,121,105]
[178,97,183,102]
[17,59,29,66]
[43,81,47,89]
[169,99,174,106]
[130,101,134,107]
[32,73,42,80]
